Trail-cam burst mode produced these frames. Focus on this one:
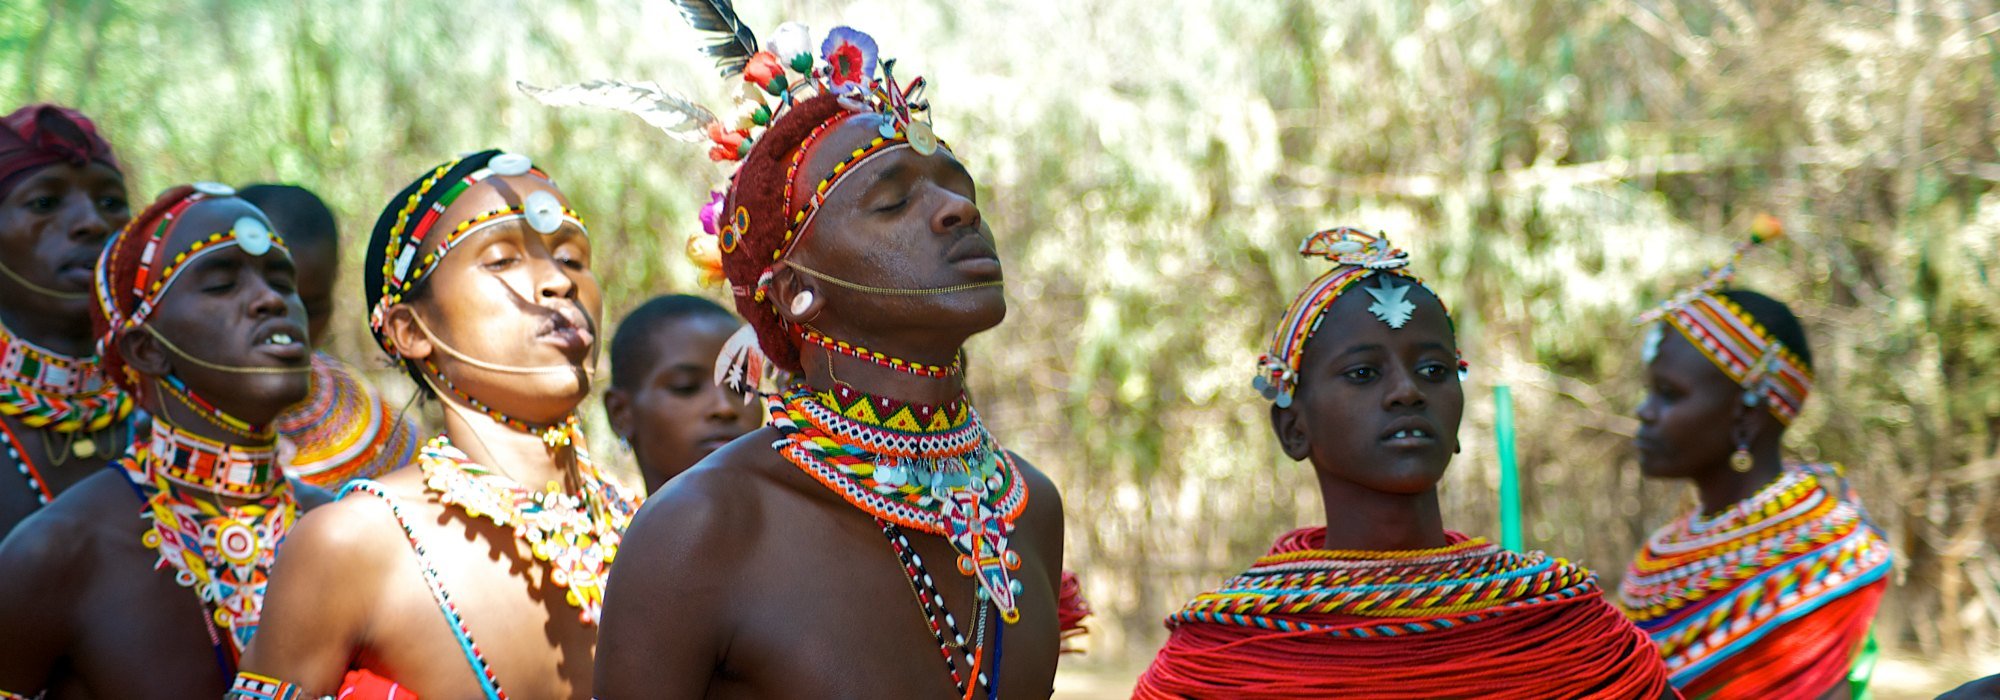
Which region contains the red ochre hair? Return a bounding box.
[92,184,198,397]
[718,92,854,375]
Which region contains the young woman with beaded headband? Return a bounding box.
[0,104,138,536]
[523,4,1065,697]
[234,150,639,700]
[1621,220,1891,699]
[1136,227,1677,698]
[0,182,321,698]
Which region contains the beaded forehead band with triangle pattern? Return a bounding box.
[1636,218,1812,424]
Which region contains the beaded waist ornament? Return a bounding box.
[1252,227,1466,408]
[1636,219,1813,425]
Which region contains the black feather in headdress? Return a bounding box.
[673,0,760,78]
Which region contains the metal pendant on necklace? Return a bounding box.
[71,433,97,459]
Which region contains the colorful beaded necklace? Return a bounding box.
[1171,530,1598,637]
[120,416,296,667]
[417,434,639,625]
[767,381,1030,624]
[0,419,51,504]
[0,318,133,440]
[796,326,962,378]
[276,352,418,488]
[1619,464,1892,677]
[422,360,585,449]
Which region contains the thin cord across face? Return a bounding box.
[0,255,89,300]
[787,260,1003,297]
[141,325,311,375]
[408,312,584,377]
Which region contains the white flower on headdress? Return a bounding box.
[770,22,815,70]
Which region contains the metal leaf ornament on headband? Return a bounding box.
[1636,215,1813,425]
[1252,227,1465,408]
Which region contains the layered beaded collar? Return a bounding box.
[120,416,296,667]
[417,434,639,625]
[0,318,132,434]
[767,382,1030,623]
[1618,464,1892,681]
[1173,530,1598,635]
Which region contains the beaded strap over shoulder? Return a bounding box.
[337,480,508,700]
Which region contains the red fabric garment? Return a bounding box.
[1675,580,1886,700]
[1134,528,1679,699]
[1058,569,1092,654]
[0,103,120,196]
[336,669,419,700]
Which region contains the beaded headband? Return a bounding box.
[94,182,289,360]
[366,151,576,357]
[1636,219,1812,424]
[1253,228,1461,408]
[520,17,939,290]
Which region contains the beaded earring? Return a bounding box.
[1730,445,1754,473]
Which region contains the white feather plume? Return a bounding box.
[515,79,719,143]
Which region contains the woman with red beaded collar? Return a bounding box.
[0,104,137,537]
[563,17,1066,699]
[0,182,319,698]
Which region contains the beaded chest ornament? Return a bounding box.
[417,435,639,624]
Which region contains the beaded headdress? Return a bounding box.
[94,182,290,395]
[362,149,593,444]
[1253,228,1461,408]
[522,2,944,385]
[363,150,578,359]
[1636,217,1812,424]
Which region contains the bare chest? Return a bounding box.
[62,518,234,699]
[358,500,596,700]
[712,508,1061,700]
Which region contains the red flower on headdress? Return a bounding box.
[743,52,785,89]
[706,123,749,161]
[821,27,878,94]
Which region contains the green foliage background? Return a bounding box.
[7,0,2000,668]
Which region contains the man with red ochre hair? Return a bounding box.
[0,183,320,698]
[567,16,1067,698]
[0,104,137,537]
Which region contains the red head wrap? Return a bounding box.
[717,94,861,374]
[0,104,121,198]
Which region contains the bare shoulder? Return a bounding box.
[1005,450,1065,542]
[0,469,134,573]
[620,427,788,572]
[270,472,417,584]
[0,469,135,668]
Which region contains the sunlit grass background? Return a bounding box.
[7,0,2000,694]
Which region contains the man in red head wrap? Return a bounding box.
[0,182,321,699]
[0,104,137,537]
[552,10,1067,698]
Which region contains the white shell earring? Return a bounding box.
[789,291,815,317]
